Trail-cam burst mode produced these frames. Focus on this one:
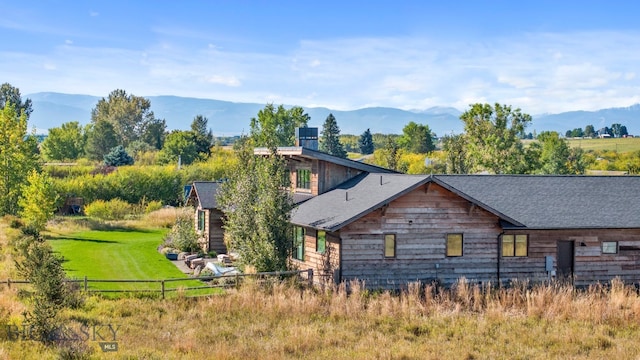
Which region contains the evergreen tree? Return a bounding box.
[358,128,374,155]
[103,145,134,166]
[319,113,347,158]
[190,115,213,157]
[85,120,118,161]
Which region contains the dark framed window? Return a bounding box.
[197,210,205,232]
[502,234,528,257]
[292,226,305,261]
[316,230,326,254]
[446,233,463,257]
[296,169,311,189]
[602,241,618,254]
[384,234,396,258]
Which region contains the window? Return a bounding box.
[316,230,326,254]
[446,234,463,257]
[292,226,305,260]
[384,234,396,258]
[502,234,528,257]
[197,210,205,232]
[296,169,311,189]
[602,241,618,254]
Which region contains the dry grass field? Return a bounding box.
[2,216,640,359]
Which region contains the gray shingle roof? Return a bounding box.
[254,146,398,174]
[189,181,220,209]
[291,174,429,231]
[434,175,640,229]
[292,174,640,231]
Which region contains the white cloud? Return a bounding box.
[204,75,241,87]
[8,28,640,115]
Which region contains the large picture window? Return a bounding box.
[384,234,396,258]
[296,169,311,189]
[316,230,326,254]
[502,234,528,257]
[292,226,305,261]
[446,234,463,257]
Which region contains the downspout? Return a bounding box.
[497,230,504,285]
[338,234,343,284]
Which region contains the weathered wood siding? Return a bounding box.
[340,183,503,289]
[289,158,364,196]
[207,209,226,255]
[291,228,341,286]
[196,208,227,255]
[503,229,640,286]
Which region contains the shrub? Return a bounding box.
[84,199,133,220]
[163,213,200,253]
[144,200,163,214]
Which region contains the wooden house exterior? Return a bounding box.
[254,146,395,202]
[186,181,226,255]
[290,174,640,289]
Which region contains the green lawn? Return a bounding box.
[48,228,218,297]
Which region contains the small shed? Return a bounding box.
[185,181,226,254]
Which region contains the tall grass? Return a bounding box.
[1,276,640,358]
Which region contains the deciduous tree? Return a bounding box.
[441,134,469,174]
[460,103,531,174]
[41,121,86,161]
[397,121,436,154]
[319,113,347,158]
[18,170,58,232]
[250,104,309,147]
[217,138,294,272]
[0,101,40,215]
[91,89,156,147]
[157,130,199,166]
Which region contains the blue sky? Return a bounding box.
[2,0,640,114]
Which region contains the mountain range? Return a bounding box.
[26,92,640,137]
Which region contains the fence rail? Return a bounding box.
[1,269,314,299]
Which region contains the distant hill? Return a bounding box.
[25,92,640,136]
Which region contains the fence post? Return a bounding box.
[161,280,165,299]
[7,279,10,289]
[84,276,88,292]
[307,269,314,287]
[235,273,239,289]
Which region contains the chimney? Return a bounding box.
[295,127,318,150]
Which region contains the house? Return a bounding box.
[289,174,640,288]
[185,181,226,254]
[254,132,395,203]
[186,129,392,254]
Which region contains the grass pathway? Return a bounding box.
[48,227,217,296]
